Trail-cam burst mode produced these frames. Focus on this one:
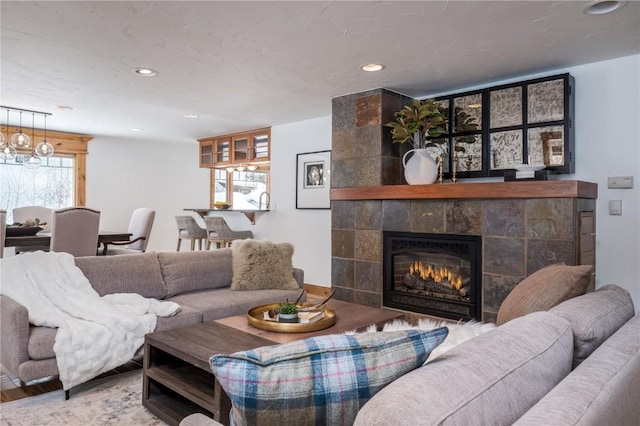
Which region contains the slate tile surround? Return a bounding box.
[330,89,596,322]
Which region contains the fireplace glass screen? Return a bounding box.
[383,232,482,321]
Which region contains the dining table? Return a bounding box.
[4,231,133,255]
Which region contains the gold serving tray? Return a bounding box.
[247,303,336,333]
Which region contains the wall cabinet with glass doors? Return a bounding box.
[198,128,270,168]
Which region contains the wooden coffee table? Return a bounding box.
[142,300,405,426]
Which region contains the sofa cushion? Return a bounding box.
[154,304,203,332]
[496,263,593,325]
[354,311,574,426]
[210,328,448,426]
[514,313,640,426]
[550,284,635,367]
[158,250,233,297]
[167,287,304,323]
[75,252,166,299]
[230,239,299,291]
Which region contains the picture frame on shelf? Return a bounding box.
[296,150,331,209]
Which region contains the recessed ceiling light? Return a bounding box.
[361,64,385,72]
[184,113,199,118]
[468,103,482,109]
[130,128,142,132]
[132,68,159,77]
[55,105,74,111]
[583,0,625,15]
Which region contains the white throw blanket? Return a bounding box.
[0,251,180,390]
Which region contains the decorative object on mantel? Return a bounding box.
[1,106,53,168]
[514,163,546,179]
[504,164,555,182]
[451,152,459,183]
[386,99,446,185]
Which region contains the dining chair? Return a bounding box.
[102,208,155,255]
[175,215,207,251]
[204,216,253,250]
[50,207,101,257]
[12,206,53,253]
[0,210,6,258]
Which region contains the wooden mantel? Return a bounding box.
[330,180,597,201]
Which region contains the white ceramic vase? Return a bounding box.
[402,148,438,185]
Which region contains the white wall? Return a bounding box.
[567,55,639,308]
[86,137,210,252]
[251,116,332,287]
[84,54,639,307]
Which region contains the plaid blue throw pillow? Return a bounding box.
[210,328,448,426]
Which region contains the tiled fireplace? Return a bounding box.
[330,89,597,322]
[383,231,482,321]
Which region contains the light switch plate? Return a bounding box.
[608,176,634,189]
[609,200,622,215]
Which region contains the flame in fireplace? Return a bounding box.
[410,260,463,290]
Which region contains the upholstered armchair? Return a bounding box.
[12,206,53,253]
[0,209,6,258]
[50,207,101,257]
[102,207,155,255]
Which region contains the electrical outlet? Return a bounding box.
[608,176,634,189]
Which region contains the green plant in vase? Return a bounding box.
[278,300,298,323]
[278,302,298,315]
[385,99,446,149]
[385,99,447,184]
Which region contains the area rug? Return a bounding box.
[0,371,166,426]
[358,318,497,362]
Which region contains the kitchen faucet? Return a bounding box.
[259,191,270,210]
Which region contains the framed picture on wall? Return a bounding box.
[296,150,331,209]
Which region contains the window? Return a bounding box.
[214,169,270,210]
[1,154,75,222]
[232,170,269,209]
[0,127,91,218]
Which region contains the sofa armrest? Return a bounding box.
[293,268,304,288]
[0,294,31,375]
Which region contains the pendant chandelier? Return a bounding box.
[10,111,31,149]
[0,106,54,168]
[1,109,17,161]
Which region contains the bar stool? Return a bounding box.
[204,216,252,249]
[175,215,207,250]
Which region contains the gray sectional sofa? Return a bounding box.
[355,284,640,425]
[183,284,640,426]
[0,249,304,385]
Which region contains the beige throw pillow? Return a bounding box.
[496,263,593,325]
[231,239,299,291]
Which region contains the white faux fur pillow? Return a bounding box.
[230,239,299,291]
[358,318,496,362]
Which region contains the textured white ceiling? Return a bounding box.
[1,1,638,144]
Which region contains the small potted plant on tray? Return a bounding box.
[277,301,298,323]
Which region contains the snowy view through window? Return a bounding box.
[214,170,269,209]
[0,154,74,223]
